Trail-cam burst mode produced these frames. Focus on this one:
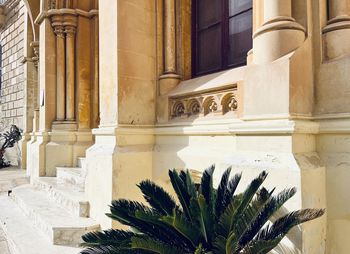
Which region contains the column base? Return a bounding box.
[20,133,31,169]
[157,73,181,123]
[26,132,49,179]
[52,120,78,131]
[26,129,93,178]
[323,16,350,61]
[253,17,306,64]
[85,126,154,229]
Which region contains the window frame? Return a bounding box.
[192,0,253,77]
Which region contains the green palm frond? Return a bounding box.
[215,167,231,219]
[81,229,134,247]
[131,236,185,254]
[257,209,325,241]
[223,172,242,209]
[81,166,325,254]
[238,188,297,248]
[240,237,284,254]
[200,165,215,207]
[137,180,177,215]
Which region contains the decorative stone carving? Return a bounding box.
[222,93,238,114]
[30,41,39,68]
[172,101,185,117]
[49,0,56,9]
[203,97,218,116]
[188,99,200,115]
[169,85,239,120]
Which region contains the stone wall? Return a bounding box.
[0,0,25,130]
[0,0,25,165]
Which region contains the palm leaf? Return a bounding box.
[135,209,195,250]
[238,188,297,248]
[131,236,185,254]
[223,172,242,209]
[257,209,325,241]
[168,169,192,222]
[161,210,200,249]
[137,180,177,215]
[81,229,134,247]
[240,237,284,254]
[215,167,231,219]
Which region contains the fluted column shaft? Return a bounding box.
[65,25,76,121]
[163,0,176,74]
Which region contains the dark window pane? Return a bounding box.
[197,25,222,74]
[197,0,222,29]
[229,0,252,16]
[228,10,252,66]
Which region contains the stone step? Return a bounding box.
[0,168,29,193]
[57,167,86,190]
[0,194,82,254]
[77,157,86,169]
[32,177,89,217]
[11,185,100,247]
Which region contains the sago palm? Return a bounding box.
[81,166,324,254]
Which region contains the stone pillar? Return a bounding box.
[253,0,306,64]
[52,22,66,121]
[159,0,180,95]
[163,0,176,74]
[65,24,76,121]
[157,0,181,123]
[322,0,350,60]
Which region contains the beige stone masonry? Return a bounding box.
[322,0,350,60]
[253,0,306,64]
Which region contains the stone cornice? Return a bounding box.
[35,8,98,25]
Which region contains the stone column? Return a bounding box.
[253,0,306,64]
[159,0,180,95]
[158,0,181,123]
[322,0,350,60]
[65,24,76,121]
[53,24,66,121]
[163,0,176,74]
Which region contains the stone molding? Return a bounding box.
[253,16,306,39]
[35,8,98,25]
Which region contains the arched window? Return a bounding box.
[192,0,253,77]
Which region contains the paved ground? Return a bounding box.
[0,226,11,254]
[0,167,28,193]
[0,167,28,254]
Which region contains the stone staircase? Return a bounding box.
[0,157,100,254]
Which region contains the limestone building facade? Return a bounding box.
[1,0,350,253]
[0,0,28,165]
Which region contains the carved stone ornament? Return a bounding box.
[172,101,185,117]
[169,85,238,120]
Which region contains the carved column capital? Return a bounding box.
[53,25,65,38]
[64,25,76,37]
[30,41,40,67]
